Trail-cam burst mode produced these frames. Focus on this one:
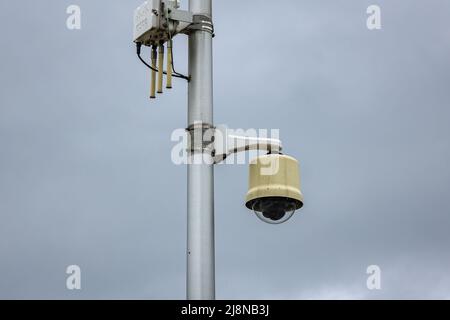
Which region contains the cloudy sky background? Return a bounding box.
[0,0,450,299]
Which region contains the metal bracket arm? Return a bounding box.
[166,9,214,35]
[213,133,283,164]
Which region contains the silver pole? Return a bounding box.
[186,0,215,300]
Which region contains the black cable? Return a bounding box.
[136,42,158,72]
[136,42,190,81]
[167,28,189,80]
[137,50,156,71]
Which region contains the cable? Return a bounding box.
[136,42,190,81]
[136,42,159,73]
[167,25,187,79]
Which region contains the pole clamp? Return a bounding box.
[186,122,216,155]
[187,15,214,36]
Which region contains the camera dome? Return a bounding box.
[251,197,299,224]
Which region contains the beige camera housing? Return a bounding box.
[246,154,303,224]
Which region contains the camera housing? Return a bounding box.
[245,154,303,224]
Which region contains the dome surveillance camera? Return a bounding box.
[245,154,303,224]
[250,197,300,224]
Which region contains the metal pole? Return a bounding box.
[187,0,215,300]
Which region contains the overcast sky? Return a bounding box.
[1,0,450,299]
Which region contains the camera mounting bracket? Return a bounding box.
[185,124,283,163]
[213,128,283,164]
